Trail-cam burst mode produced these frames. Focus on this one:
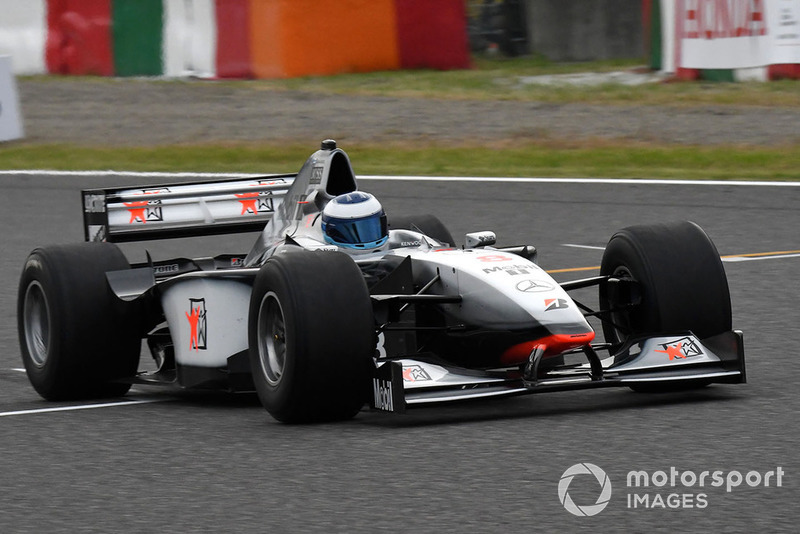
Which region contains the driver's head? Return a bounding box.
[321,192,388,251]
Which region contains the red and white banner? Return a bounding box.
[675,0,800,70]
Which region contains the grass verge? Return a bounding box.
[2,141,799,180]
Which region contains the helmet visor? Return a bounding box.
[324,213,388,248]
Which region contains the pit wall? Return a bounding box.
[0,0,470,78]
[645,0,800,81]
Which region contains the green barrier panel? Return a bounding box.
[113,0,163,76]
[649,0,662,71]
[702,69,736,82]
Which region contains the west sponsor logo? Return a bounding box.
[235,192,275,215]
[186,298,208,351]
[235,179,284,215]
[124,188,168,224]
[402,365,432,383]
[655,336,703,361]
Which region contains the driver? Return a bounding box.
[321,192,388,253]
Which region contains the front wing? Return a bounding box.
[370,331,745,413]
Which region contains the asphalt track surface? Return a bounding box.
[1,172,798,533]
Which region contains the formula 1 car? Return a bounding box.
[18,140,746,422]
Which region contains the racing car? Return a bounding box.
[18,140,746,423]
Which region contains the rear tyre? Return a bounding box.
[248,250,375,423]
[388,214,455,247]
[599,221,731,392]
[18,243,142,400]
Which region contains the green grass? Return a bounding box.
[2,141,799,180]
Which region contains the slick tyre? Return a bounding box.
[18,243,142,400]
[599,221,731,393]
[388,214,455,247]
[248,250,375,423]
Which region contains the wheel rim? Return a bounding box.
[606,266,634,344]
[23,281,51,368]
[257,292,287,386]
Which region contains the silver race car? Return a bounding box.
[18,140,745,422]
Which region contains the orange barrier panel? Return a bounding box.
[46,0,113,76]
[249,0,399,79]
[248,0,282,78]
[394,0,469,70]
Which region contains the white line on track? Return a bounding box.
[0,399,165,418]
[723,253,800,262]
[560,245,800,263]
[1,170,800,187]
[0,170,266,179]
[563,244,606,250]
[11,368,25,372]
[360,176,800,187]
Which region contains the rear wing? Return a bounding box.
[82,174,295,242]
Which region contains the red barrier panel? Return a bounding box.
[642,0,652,62]
[46,0,113,76]
[215,0,252,78]
[769,64,800,80]
[394,0,470,70]
[675,67,700,81]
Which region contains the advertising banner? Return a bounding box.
[770,0,800,63]
[676,0,800,69]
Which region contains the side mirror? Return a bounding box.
[465,231,496,248]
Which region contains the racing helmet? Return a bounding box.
[321,192,388,250]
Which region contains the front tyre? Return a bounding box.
[248,250,375,423]
[18,243,142,400]
[599,221,732,392]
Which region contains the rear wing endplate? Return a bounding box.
[82,174,295,242]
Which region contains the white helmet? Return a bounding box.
[321,192,388,250]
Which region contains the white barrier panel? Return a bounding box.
[163,0,218,78]
[771,0,800,63]
[671,0,800,71]
[662,0,677,73]
[0,0,46,75]
[0,56,24,141]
